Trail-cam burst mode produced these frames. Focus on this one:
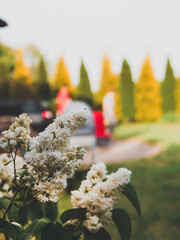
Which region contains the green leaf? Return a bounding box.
[84,228,111,240]
[21,164,28,170]
[60,208,86,224]
[72,236,81,240]
[62,225,85,240]
[25,220,38,240]
[0,198,6,210]
[0,218,16,239]
[44,202,58,221]
[36,232,42,240]
[41,223,64,240]
[73,226,85,237]
[0,198,18,221]
[112,208,131,240]
[12,222,26,240]
[28,201,43,220]
[52,222,64,240]
[122,183,141,216]
[17,206,28,226]
[8,186,13,192]
[41,223,53,240]
[20,149,26,156]
[32,218,51,236]
[63,225,75,240]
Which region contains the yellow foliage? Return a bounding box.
[98,57,119,100]
[51,57,72,92]
[135,56,162,121]
[98,56,121,119]
[114,89,122,121]
[10,49,34,99]
[0,233,5,240]
[113,74,122,121]
[13,49,32,84]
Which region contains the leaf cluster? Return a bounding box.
[0,183,141,240]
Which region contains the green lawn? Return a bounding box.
[57,123,180,240]
[106,146,180,239]
[113,122,180,146]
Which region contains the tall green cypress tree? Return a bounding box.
[120,60,135,121]
[161,59,176,114]
[77,61,93,106]
[0,43,15,74]
[34,56,51,100]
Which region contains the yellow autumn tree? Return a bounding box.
[114,84,122,121]
[175,77,180,114]
[51,57,73,95]
[98,57,118,98]
[98,56,121,120]
[135,56,162,121]
[10,49,34,99]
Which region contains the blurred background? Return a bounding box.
[1,0,180,239]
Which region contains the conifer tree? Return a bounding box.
[77,61,93,106]
[0,43,15,74]
[51,57,72,94]
[10,49,34,99]
[98,56,121,120]
[24,44,41,79]
[0,63,10,99]
[175,77,180,114]
[0,44,15,98]
[120,60,135,121]
[135,56,162,121]
[161,59,176,114]
[98,57,118,99]
[114,86,122,121]
[34,56,51,100]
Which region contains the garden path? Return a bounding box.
[84,139,162,165]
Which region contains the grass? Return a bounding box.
[58,146,180,240]
[113,122,180,146]
[106,145,180,239]
[57,123,180,240]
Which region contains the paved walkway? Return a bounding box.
[83,139,162,165]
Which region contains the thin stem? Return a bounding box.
[42,176,49,182]
[11,148,18,184]
[42,173,53,183]
[75,219,83,231]
[2,188,19,218]
[4,160,13,166]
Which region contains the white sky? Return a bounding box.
[1,0,180,90]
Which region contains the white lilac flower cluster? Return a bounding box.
[0,154,25,198]
[24,110,89,203]
[0,113,32,151]
[71,162,132,232]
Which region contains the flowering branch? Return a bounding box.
[11,147,18,185]
[0,111,141,240]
